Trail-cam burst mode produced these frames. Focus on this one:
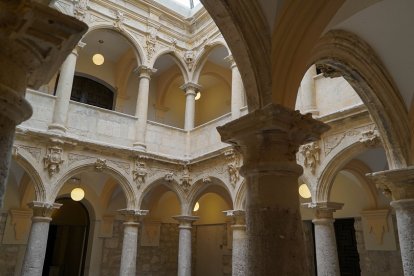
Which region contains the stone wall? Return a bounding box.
[100,220,123,276]
[354,218,403,276]
[0,212,25,276]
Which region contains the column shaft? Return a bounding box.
[313,218,340,276]
[21,217,52,276]
[391,199,414,275]
[232,225,247,276]
[181,83,201,131]
[133,66,156,150]
[21,202,61,276]
[173,215,198,276]
[301,64,318,115]
[226,55,244,119]
[119,222,140,276]
[217,104,329,276]
[48,44,83,134]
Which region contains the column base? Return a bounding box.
[48,123,67,135]
[132,142,147,151]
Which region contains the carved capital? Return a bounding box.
[173,215,198,228]
[118,209,148,223]
[180,82,202,95]
[224,210,246,226]
[304,201,343,220]
[368,167,414,200]
[217,104,330,177]
[28,201,62,219]
[44,145,64,177]
[134,65,157,79]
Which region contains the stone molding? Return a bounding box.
[28,201,62,218]
[180,82,202,94]
[304,201,343,220]
[118,209,148,223]
[134,65,157,79]
[173,215,198,228]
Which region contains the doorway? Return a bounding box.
[196,224,225,276]
[43,198,90,276]
[334,218,361,276]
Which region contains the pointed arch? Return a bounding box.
[150,49,189,83]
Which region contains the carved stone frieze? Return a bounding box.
[68,153,92,165]
[20,145,42,162]
[94,158,107,171]
[44,146,64,177]
[301,142,320,174]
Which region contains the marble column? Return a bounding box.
[225,210,247,276]
[21,201,61,276]
[217,104,329,276]
[0,1,87,207]
[225,55,245,120]
[48,42,85,134]
[300,65,318,115]
[181,82,201,131]
[369,168,414,276]
[306,202,343,276]
[118,209,148,276]
[173,215,198,276]
[133,66,157,151]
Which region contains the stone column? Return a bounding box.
[173,215,198,276]
[217,104,329,276]
[21,201,61,276]
[133,66,157,151]
[306,202,343,276]
[181,82,201,131]
[300,65,318,115]
[0,1,87,207]
[224,210,247,276]
[225,55,245,120]
[48,42,85,134]
[118,209,148,276]
[369,168,414,276]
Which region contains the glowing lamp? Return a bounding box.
[298,184,311,199]
[71,187,85,201]
[92,53,105,66]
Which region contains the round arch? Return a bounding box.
[186,177,233,215]
[13,149,46,202]
[192,41,230,83]
[150,50,189,82]
[52,161,137,210]
[233,180,246,210]
[83,25,145,66]
[308,30,411,169]
[138,178,186,211]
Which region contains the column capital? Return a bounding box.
[368,167,414,200]
[72,41,86,56]
[224,210,246,225]
[224,55,237,69]
[28,201,62,219]
[304,201,343,220]
[217,104,330,176]
[134,66,157,79]
[180,82,202,94]
[118,209,149,223]
[173,215,198,228]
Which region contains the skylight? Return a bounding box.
[171,0,201,9]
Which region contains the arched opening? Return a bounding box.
[43,197,90,276]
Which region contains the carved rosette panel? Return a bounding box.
[44,146,64,177]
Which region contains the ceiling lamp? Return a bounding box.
[71,187,85,201]
[298,184,311,199]
[92,40,105,66]
[195,91,201,100]
[193,202,200,212]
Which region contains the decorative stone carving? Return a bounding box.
[44,146,64,177]
[316,64,342,78]
[132,157,147,189]
[20,146,42,162]
[301,142,320,173]
[180,164,192,191]
[184,50,195,71]
[224,148,240,187]
[73,0,89,21]
[145,26,158,61]
[368,167,414,201]
[164,172,174,182]
[68,153,91,165]
[113,10,125,31]
[360,129,380,147]
[202,177,211,183]
[95,158,107,171]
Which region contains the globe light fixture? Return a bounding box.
[92,53,105,66]
[195,91,201,100]
[298,183,311,199]
[71,187,85,201]
[193,202,200,212]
